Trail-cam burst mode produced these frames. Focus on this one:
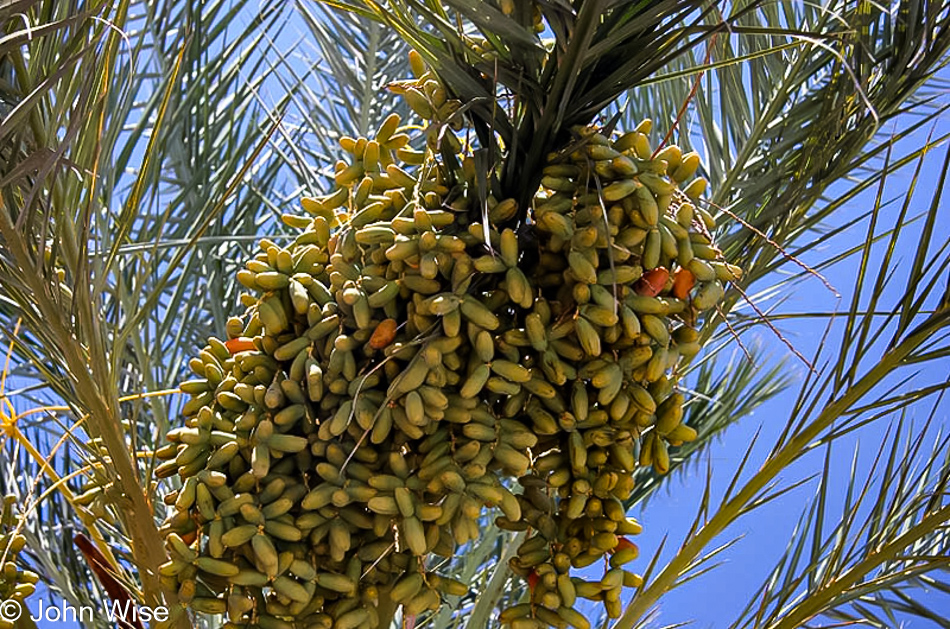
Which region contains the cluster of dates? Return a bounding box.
[153,52,738,629]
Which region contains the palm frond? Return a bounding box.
[615,0,950,505]
[321,0,714,210]
[615,128,950,629]
[728,414,950,629]
[297,1,412,144]
[0,0,306,618]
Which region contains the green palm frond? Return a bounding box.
[700,0,950,269]
[0,0,176,610]
[616,136,950,629]
[729,416,950,629]
[422,523,527,629]
[613,0,950,509]
[322,0,713,209]
[0,0,306,617]
[296,1,412,147]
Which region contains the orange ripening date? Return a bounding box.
[634,267,669,297]
[225,337,257,354]
[369,318,398,349]
[671,268,695,300]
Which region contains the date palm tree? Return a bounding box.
[1,0,949,627]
